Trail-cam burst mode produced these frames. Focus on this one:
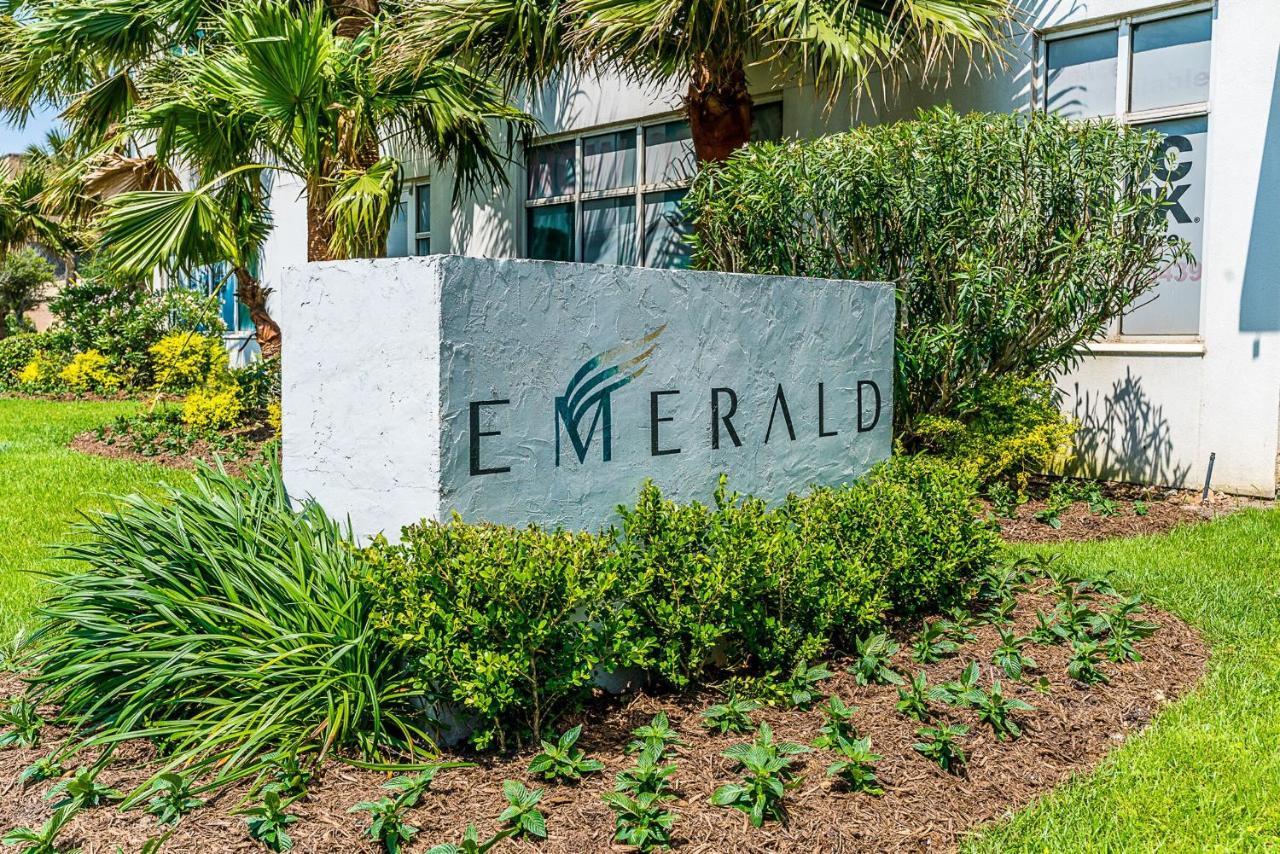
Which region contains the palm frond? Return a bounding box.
[325,155,400,259]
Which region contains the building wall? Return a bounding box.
[270,0,1280,495]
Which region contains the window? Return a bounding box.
[414,182,431,255]
[524,102,783,269]
[1042,8,1212,336]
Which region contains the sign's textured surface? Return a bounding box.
[283,256,894,536]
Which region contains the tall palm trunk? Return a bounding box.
[306,178,336,262]
[233,266,282,360]
[687,55,754,163]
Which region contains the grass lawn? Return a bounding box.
[0,398,186,641]
[967,508,1280,851]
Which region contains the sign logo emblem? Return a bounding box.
[555,325,666,465]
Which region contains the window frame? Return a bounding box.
[521,99,783,267]
[1036,2,1214,340]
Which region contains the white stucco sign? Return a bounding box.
[282,255,895,536]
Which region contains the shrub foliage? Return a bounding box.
[23,464,429,802]
[363,455,999,747]
[687,107,1190,442]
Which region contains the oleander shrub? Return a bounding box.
[360,521,646,751]
[22,464,428,803]
[687,107,1191,445]
[150,331,229,392]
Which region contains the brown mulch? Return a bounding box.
[69,425,277,478]
[0,588,1209,853]
[991,482,1266,545]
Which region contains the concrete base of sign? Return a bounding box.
[282,255,895,538]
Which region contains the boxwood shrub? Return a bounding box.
[361,455,999,748]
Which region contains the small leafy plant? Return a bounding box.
[626,712,684,758]
[911,620,959,664]
[963,680,1036,741]
[987,481,1020,518]
[1,805,75,854]
[930,661,982,707]
[0,698,43,749]
[978,595,1016,626]
[1033,483,1074,529]
[46,766,122,809]
[145,772,204,825]
[913,723,969,773]
[600,790,677,851]
[1068,640,1110,685]
[1133,500,1149,516]
[938,612,977,644]
[778,660,834,710]
[349,797,418,853]
[19,756,63,789]
[992,627,1037,680]
[239,789,298,852]
[262,750,315,798]
[1029,610,1069,646]
[498,780,547,840]
[426,825,513,854]
[1082,482,1119,517]
[528,724,604,781]
[710,722,811,827]
[701,698,759,735]
[616,745,678,797]
[811,696,858,750]
[895,672,933,721]
[849,633,903,686]
[824,736,883,795]
[1097,599,1159,662]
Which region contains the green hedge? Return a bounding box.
[361,455,1000,749]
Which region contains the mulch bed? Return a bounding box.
[69,425,277,478]
[991,480,1265,545]
[0,587,1209,853]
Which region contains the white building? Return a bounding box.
[261,0,1280,497]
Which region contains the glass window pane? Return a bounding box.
[386,192,409,257]
[582,130,636,192]
[1123,116,1208,335]
[415,183,430,235]
[644,189,692,269]
[1046,29,1119,119]
[527,140,576,200]
[644,120,694,185]
[1130,12,1212,113]
[751,102,784,143]
[582,196,637,266]
[415,237,431,255]
[527,204,574,262]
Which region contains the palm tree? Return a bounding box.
[0,0,531,357]
[391,0,1013,163]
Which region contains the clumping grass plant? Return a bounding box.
[20,463,432,806]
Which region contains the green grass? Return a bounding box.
[966,508,1280,852]
[0,398,186,640]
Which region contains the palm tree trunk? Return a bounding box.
[234,266,282,360]
[306,178,335,262]
[687,55,754,163]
